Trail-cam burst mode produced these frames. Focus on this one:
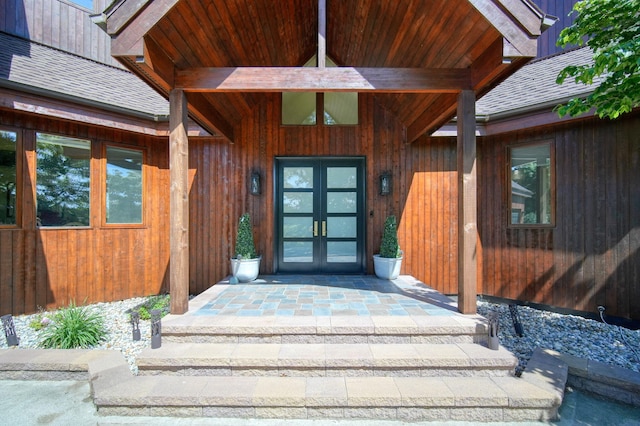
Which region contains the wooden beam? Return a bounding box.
[468,0,538,57]
[169,89,189,315]
[185,93,235,142]
[107,0,151,35]
[406,94,459,142]
[175,67,472,93]
[457,90,478,315]
[110,0,179,57]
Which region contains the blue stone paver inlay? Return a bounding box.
[194,275,457,316]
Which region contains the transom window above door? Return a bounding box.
[281,56,358,126]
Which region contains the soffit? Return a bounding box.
[106,0,549,141]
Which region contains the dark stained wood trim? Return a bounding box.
[169,89,189,314]
[175,67,472,93]
[457,89,477,314]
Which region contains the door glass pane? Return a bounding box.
[327,167,357,188]
[283,241,313,262]
[327,217,356,238]
[106,146,142,224]
[327,242,356,263]
[284,167,313,188]
[283,192,313,213]
[0,130,17,225]
[36,133,90,227]
[327,192,357,213]
[283,217,313,238]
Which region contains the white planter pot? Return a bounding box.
[230,256,261,283]
[373,254,403,280]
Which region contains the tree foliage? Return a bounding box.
[556,0,640,119]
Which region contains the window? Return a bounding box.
[282,56,358,126]
[0,130,17,225]
[36,133,91,227]
[106,146,143,224]
[509,142,553,226]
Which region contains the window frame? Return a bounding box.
[101,143,146,228]
[35,132,92,229]
[0,127,21,229]
[506,140,556,229]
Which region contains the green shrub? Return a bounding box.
[379,215,401,258]
[131,294,170,320]
[39,302,107,349]
[234,213,258,259]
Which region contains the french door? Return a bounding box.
[275,158,366,273]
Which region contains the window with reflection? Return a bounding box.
[509,142,553,226]
[106,146,143,224]
[36,133,90,227]
[0,130,17,225]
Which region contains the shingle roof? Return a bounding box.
[0,31,169,117]
[477,46,599,117]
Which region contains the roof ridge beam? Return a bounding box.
[175,67,472,93]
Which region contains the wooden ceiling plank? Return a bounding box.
[180,1,228,67]
[368,0,402,67]
[110,0,180,57]
[468,0,538,57]
[175,67,472,93]
[384,1,422,67]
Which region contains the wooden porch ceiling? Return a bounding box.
[104,0,553,142]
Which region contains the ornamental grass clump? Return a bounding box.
[39,301,107,349]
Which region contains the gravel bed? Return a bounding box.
[1,297,638,376]
[478,301,640,374]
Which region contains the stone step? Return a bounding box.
[94,374,562,422]
[161,315,489,345]
[137,342,517,377]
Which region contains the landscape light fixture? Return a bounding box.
[1,314,18,346]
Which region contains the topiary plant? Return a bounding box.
[379,215,401,258]
[234,213,258,259]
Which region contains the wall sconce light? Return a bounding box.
[250,171,261,196]
[379,172,391,196]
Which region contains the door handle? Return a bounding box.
[314,221,318,237]
[322,221,327,237]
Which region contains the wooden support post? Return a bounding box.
[169,89,189,314]
[318,0,326,68]
[457,90,478,314]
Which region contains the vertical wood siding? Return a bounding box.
[479,113,640,320]
[187,94,459,296]
[0,109,169,315]
[0,0,120,67]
